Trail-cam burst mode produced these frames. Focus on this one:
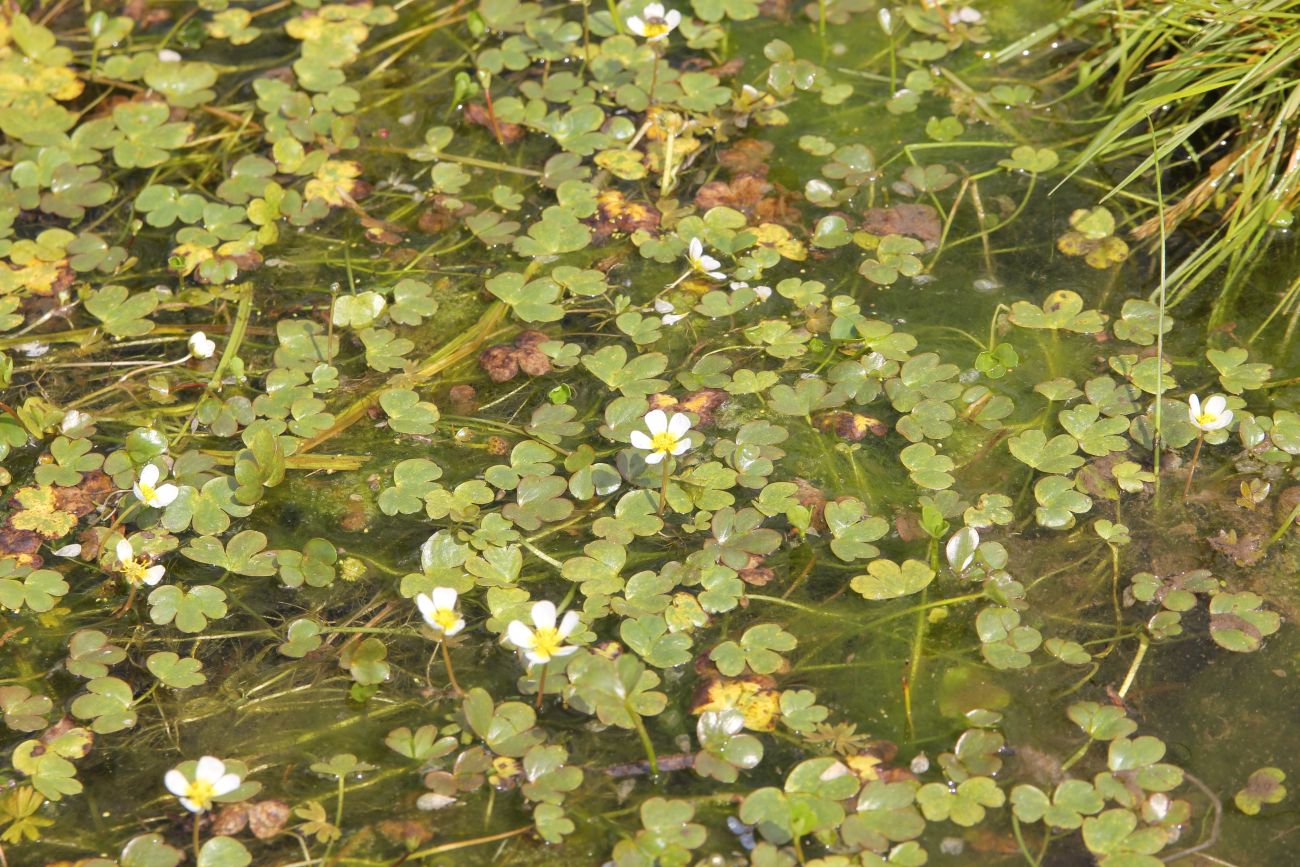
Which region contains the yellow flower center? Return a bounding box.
[185,779,216,810]
[650,431,678,454]
[138,482,156,502]
[433,608,459,632]
[1195,412,1217,427]
[531,626,565,660]
[121,557,150,586]
[642,18,670,38]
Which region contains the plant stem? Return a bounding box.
[441,641,463,695]
[192,818,202,863]
[1117,634,1149,699]
[1183,432,1204,499]
[535,664,548,710]
[657,459,670,516]
[1264,501,1300,549]
[631,712,659,775]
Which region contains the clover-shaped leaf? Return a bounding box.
[1209,591,1280,652]
[146,652,206,688]
[1034,476,1092,528]
[917,777,1005,826]
[710,623,797,675]
[850,559,936,600]
[1207,347,1271,394]
[1009,290,1107,333]
[1235,767,1286,815]
[70,676,137,733]
[147,584,227,633]
[900,442,955,490]
[380,388,440,434]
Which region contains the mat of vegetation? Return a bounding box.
[0,0,1297,864]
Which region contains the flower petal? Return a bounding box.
[1208,409,1233,431]
[212,772,242,797]
[645,2,666,17]
[644,450,665,464]
[116,538,134,563]
[557,610,580,639]
[195,756,226,783]
[531,600,557,630]
[144,565,166,585]
[1204,394,1227,416]
[152,483,179,508]
[643,408,668,434]
[415,593,435,619]
[688,237,703,259]
[446,618,466,637]
[139,464,160,487]
[164,769,190,797]
[507,620,536,649]
[667,412,691,438]
[630,430,654,450]
[664,9,682,27]
[179,797,202,813]
[552,644,579,657]
[669,438,691,455]
[432,586,458,610]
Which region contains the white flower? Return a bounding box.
[1187,393,1233,432]
[654,298,687,326]
[629,409,693,464]
[115,538,165,587]
[686,238,726,280]
[157,49,182,62]
[188,331,216,359]
[626,3,681,42]
[506,601,580,666]
[950,6,982,24]
[133,464,179,508]
[415,587,465,637]
[164,756,241,813]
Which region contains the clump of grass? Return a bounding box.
[1002,0,1300,318]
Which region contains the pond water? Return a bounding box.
[1,1,1298,865]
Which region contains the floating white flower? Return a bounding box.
[506,601,580,666]
[630,409,693,464]
[189,331,216,359]
[116,538,165,587]
[950,6,983,25]
[654,298,687,325]
[133,464,179,508]
[686,237,726,280]
[1187,393,1233,432]
[626,3,681,42]
[164,756,241,814]
[415,587,465,637]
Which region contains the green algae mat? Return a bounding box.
[1,0,1298,864]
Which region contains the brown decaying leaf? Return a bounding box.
[694,175,772,214]
[860,204,943,249]
[589,191,661,242]
[55,470,114,518]
[737,553,775,587]
[793,478,827,530]
[463,102,524,144]
[448,384,477,414]
[717,139,773,175]
[647,388,728,426]
[1208,529,1265,566]
[814,410,888,442]
[477,331,552,383]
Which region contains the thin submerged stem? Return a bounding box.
[631,712,659,775]
[440,641,463,695]
[1182,432,1204,500]
[535,664,548,711]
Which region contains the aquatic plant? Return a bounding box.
[0,0,1293,864]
